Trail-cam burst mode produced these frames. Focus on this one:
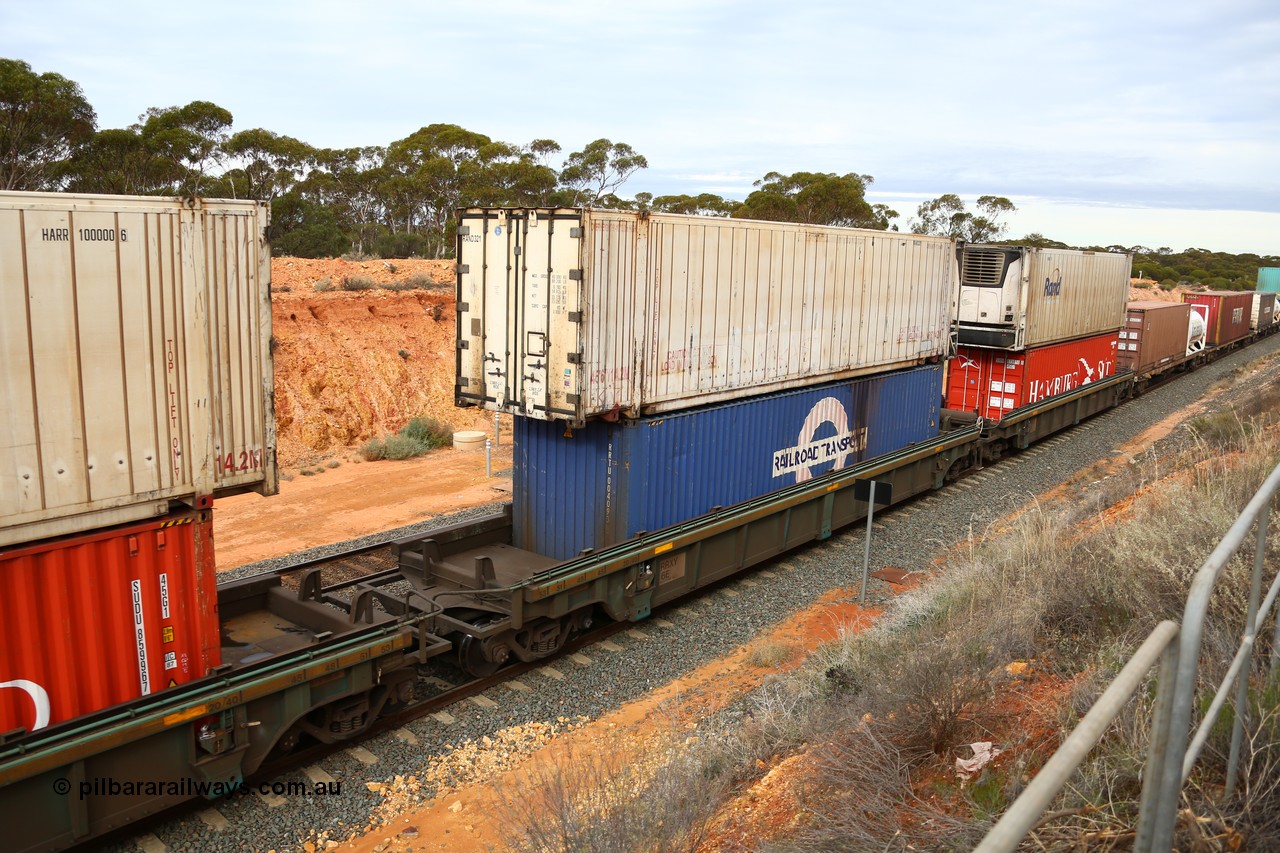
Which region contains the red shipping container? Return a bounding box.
[946,332,1119,421]
[1182,291,1253,346]
[0,511,219,734]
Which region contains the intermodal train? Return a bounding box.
[1,195,1276,851]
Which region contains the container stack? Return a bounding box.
[0,191,275,733]
[944,245,1132,421]
[455,208,958,558]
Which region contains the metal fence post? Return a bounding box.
[1226,507,1269,797]
[1135,639,1181,852]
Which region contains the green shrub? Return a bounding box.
[399,416,452,449]
[380,273,436,291]
[372,230,427,259]
[313,277,334,292]
[381,434,431,460]
[340,275,377,291]
[359,416,451,461]
[358,437,387,461]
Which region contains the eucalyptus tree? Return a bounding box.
[910,193,1016,242]
[0,58,96,190]
[734,171,892,228]
[65,127,172,195]
[306,146,387,256]
[556,139,648,206]
[220,128,316,201]
[137,100,234,194]
[648,192,736,216]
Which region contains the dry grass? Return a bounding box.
[493,726,735,853]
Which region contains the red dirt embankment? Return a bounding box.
[269,258,492,469]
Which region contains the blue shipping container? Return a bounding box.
[513,363,943,559]
[1258,267,1280,294]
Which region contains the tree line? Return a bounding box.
[2,57,1274,287]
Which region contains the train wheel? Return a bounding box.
[458,633,502,678]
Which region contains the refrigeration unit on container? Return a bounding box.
[1181,291,1254,346]
[456,208,957,426]
[955,244,1131,350]
[0,510,219,734]
[512,363,943,560]
[945,332,1119,422]
[1117,301,1199,376]
[1258,267,1280,294]
[0,191,277,547]
[1251,292,1277,330]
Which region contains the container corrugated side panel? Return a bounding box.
[0,192,274,546]
[1258,268,1280,293]
[1117,301,1191,375]
[1023,249,1130,348]
[513,417,613,560]
[0,510,219,733]
[622,213,954,416]
[514,364,942,560]
[204,203,276,491]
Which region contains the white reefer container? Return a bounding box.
[455,208,957,425]
[1,191,276,546]
[955,245,1132,350]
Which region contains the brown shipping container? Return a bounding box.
[1182,291,1253,346]
[1,191,277,547]
[1118,301,1193,376]
[0,511,219,733]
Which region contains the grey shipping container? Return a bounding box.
[956,244,1132,349]
[1117,301,1194,376]
[513,363,942,560]
[456,208,957,426]
[1,191,276,546]
[1251,292,1276,330]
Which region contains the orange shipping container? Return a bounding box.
[0,511,219,734]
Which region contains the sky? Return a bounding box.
[4,0,1279,256]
